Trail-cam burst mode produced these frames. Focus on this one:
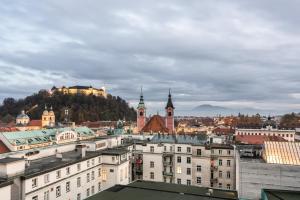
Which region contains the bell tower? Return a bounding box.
[165,89,175,134]
[137,87,146,132]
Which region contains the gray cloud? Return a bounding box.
[1,0,300,115]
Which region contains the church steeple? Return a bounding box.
[165,89,174,109]
[165,89,175,134]
[137,87,145,109]
[137,87,146,132]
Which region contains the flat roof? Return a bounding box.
[87,181,238,200]
[262,189,300,200]
[22,147,128,179]
[0,157,24,164]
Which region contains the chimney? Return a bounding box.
[76,144,87,158]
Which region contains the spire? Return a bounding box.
[165,88,174,109]
[137,86,145,109]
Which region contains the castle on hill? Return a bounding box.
[51,85,107,98]
[137,89,175,134]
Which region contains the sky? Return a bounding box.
[1,0,300,116]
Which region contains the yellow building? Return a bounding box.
[42,106,55,127]
[51,85,107,98]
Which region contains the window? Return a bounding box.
[150,146,154,152]
[87,160,90,167]
[92,159,95,166]
[86,188,90,197]
[170,146,172,151]
[32,178,38,188]
[66,167,70,175]
[164,146,167,151]
[197,177,201,184]
[87,173,90,183]
[44,191,49,200]
[187,157,191,164]
[150,172,154,179]
[219,150,222,155]
[32,196,38,200]
[91,171,95,180]
[227,150,231,155]
[176,166,182,174]
[150,161,154,168]
[102,169,107,181]
[187,147,191,153]
[219,159,223,166]
[98,182,101,192]
[187,179,191,185]
[77,177,81,187]
[187,168,191,175]
[91,186,95,195]
[44,174,49,184]
[112,157,115,162]
[177,178,181,184]
[177,156,181,163]
[77,193,81,200]
[227,184,231,190]
[177,147,181,152]
[219,171,222,178]
[66,181,70,192]
[56,170,61,179]
[197,149,202,156]
[219,183,222,188]
[227,160,231,167]
[197,165,201,172]
[110,169,114,172]
[56,186,61,197]
[98,156,102,163]
[77,163,81,171]
[227,171,231,179]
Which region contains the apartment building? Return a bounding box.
[0,135,130,200]
[141,135,235,190]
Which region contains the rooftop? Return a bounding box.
[87,181,238,200]
[235,135,286,145]
[150,134,207,145]
[22,146,128,179]
[141,115,169,133]
[262,188,300,200]
[0,157,24,164]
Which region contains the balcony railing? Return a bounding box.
[211,178,218,183]
[163,161,173,166]
[210,165,218,171]
[163,151,175,156]
[163,171,174,176]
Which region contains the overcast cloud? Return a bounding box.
[1,0,300,115]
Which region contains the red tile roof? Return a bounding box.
[235,135,286,145]
[0,140,10,154]
[141,115,169,133]
[213,127,235,135]
[28,120,42,127]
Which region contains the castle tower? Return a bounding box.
[165,89,175,134]
[137,87,146,132]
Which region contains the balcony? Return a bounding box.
[163,161,173,166]
[163,171,174,176]
[163,151,175,157]
[210,165,218,171]
[211,178,218,183]
[211,155,218,160]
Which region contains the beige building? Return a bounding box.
[140,135,235,190]
[52,86,107,98]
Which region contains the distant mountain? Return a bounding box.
[192,104,276,117]
[0,90,137,123]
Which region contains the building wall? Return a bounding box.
[236,129,295,142]
[0,185,11,200]
[236,154,300,200]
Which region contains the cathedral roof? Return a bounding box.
[141,115,169,133]
[28,120,42,127]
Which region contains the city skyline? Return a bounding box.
[1,1,300,115]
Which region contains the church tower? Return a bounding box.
[165,89,175,134]
[137,87,146,132]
